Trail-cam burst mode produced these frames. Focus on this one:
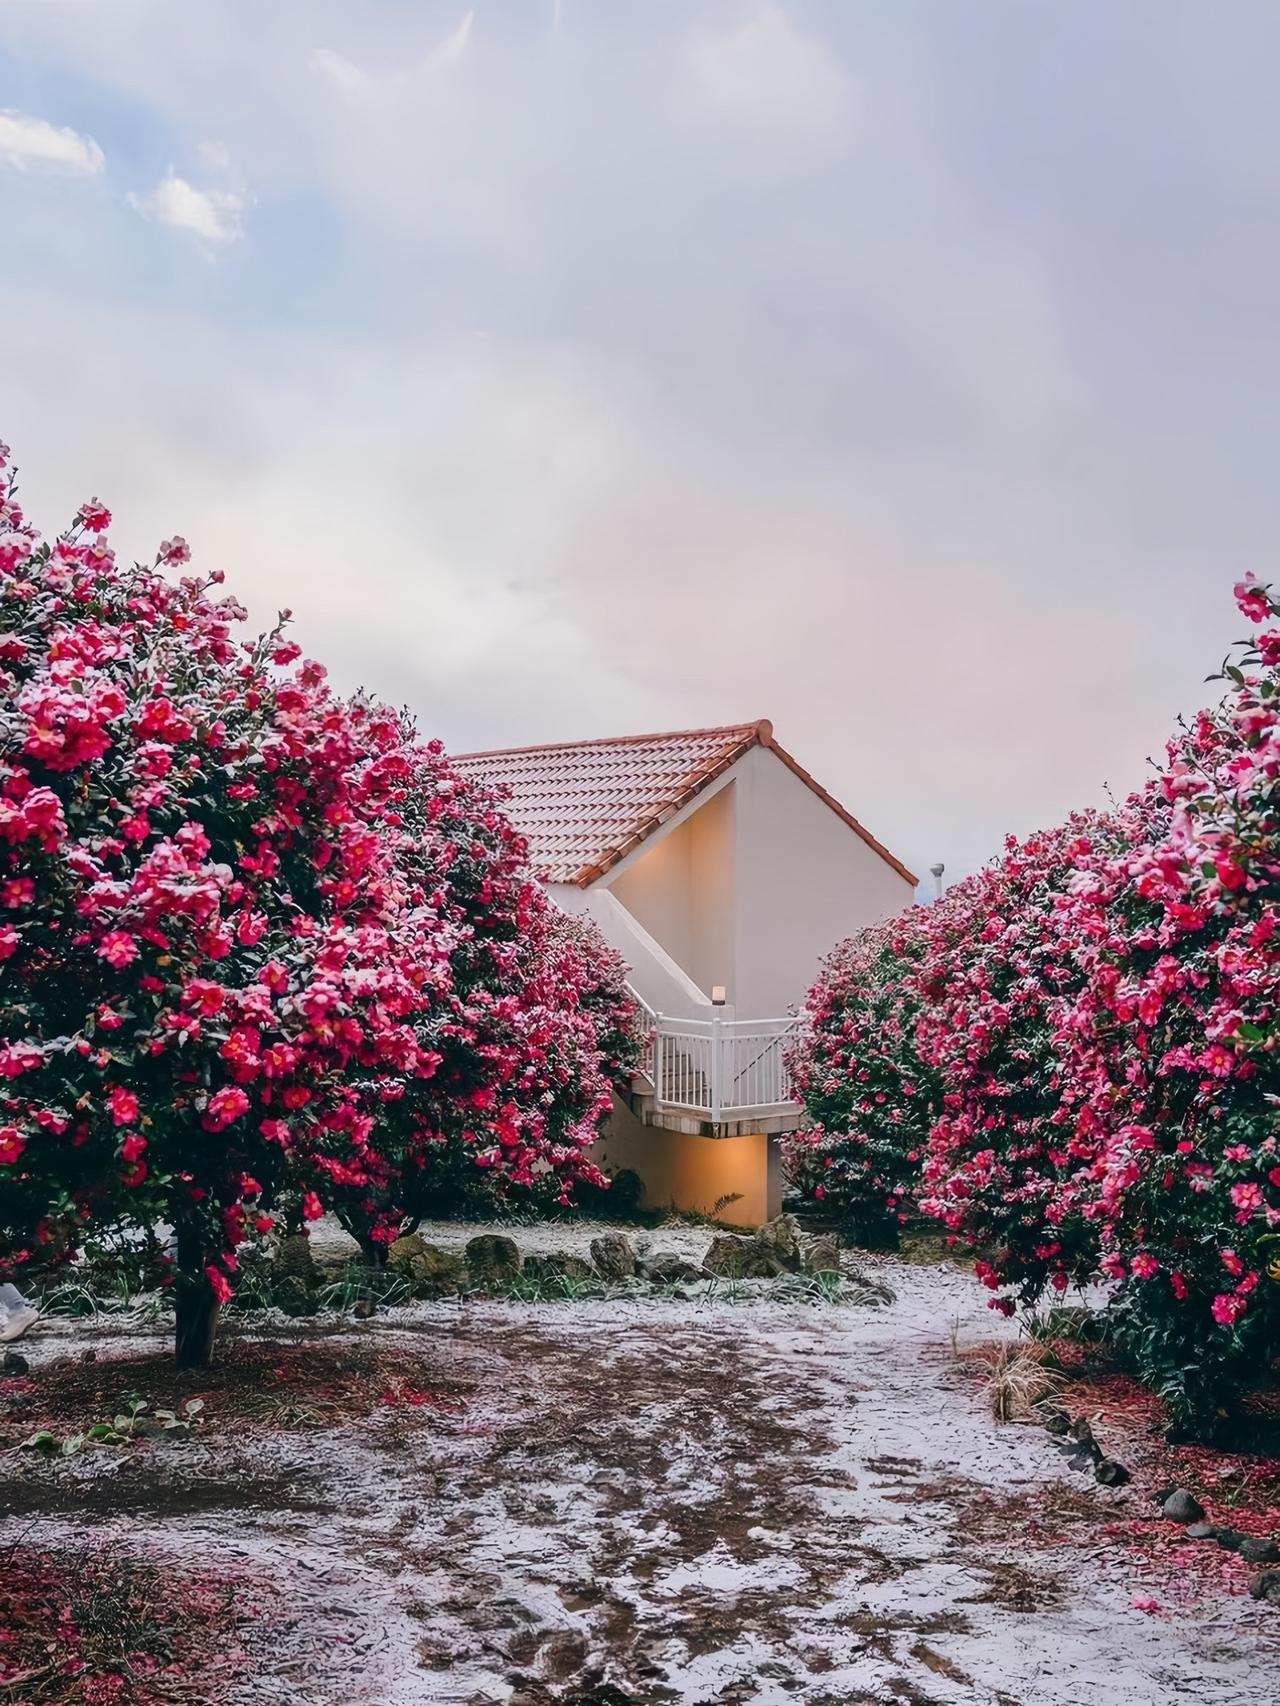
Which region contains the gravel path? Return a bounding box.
[5,1238,1277,1704]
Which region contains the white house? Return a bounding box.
[454,720,916,1225]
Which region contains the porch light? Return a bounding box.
[711,986,727,1006]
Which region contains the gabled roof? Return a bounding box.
[453,719,917,889]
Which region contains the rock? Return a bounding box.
[269,1235,319,1314]
[703,1233,751,1276]
[525,1252,596,1282]
[755,1215,805,1272]
[389,1235,469,1298]
[1062,1434,1101,1463]
[588,1233,636,1281]
[1095,1459,1131,1487]
[1067,1418,1096,1447]
[464,1234,522,1288]
[1186,1523,1219,1542]
[1160,1489,1205,1525]
[703,1233,789,1279]
[639,1252,704,1285]
[273,1273,316,1318]
[275,1233,317,1284]
[802,1234,841,1275]
[1,1349,29,1376]
[1213,1527,1248,1553]
[352,1297,377,1319]
[1042,1411,1072,1437]
[1240,1537,1280,1565]
[1249,1571,1280,1605]
[1067,1451,1097,1474]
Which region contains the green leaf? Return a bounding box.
[20,1430,60,1454]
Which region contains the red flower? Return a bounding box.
[107,1086,140,1126]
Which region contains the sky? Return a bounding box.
[2,0,1277,885]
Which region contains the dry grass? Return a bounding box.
[959,1340,1065,1423]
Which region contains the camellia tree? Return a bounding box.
[330,836,649,1245]
[0,441,638,1363]
[786,575,1280,1427]
[1060,580,1280,1423]
[916,804,1171,1308]
[783,911,939,1248]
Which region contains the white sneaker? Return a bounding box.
[0,1283,38,1344]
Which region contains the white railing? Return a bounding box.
[648,1013,798,1121]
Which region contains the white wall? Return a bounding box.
[593,1094,781,1226]
[731,744,915,1017]
[606,781,736,1003]
[559,744,914,1022]
[686,781,736,1001]
[551,883,710,1019]
[608,821,693,974]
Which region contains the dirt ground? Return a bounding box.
[3,1240,1278,1705]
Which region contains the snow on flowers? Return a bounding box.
[0,436,641,1359]
[787,576,1280,1425]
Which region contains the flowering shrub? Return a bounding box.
[789,578,1280,1426]
[783,913,938,1247]
[0,441,638,1361]
[917,806,1169,1304]
[1066,581,1280,1421]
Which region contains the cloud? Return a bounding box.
[128,172,246,246]
[0,108,104,175]
[0,1,1266,880]
[310,10,473,103]
[196,139,232,172]
[685,5,848,136]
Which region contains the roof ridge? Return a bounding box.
[451,718,917,891]
[454,718,771,762]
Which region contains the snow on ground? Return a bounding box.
[4,1225,1277,1705]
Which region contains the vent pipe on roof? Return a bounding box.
[929,862,945,903]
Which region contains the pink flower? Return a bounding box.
[1230,1182,1263,1221]
[1212,1292,1248,1327]
[1130,1253,1161,1280]
[77,497,112,533]
[0,1126,26,1166]
[1235,575,1272,623]
[302,1191,324,1222]
[202,1085,250,1131]
[182,978,226,1016]
[97,930,138,968]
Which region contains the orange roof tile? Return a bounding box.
[454,719,917,889]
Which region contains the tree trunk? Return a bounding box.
[173,1222,220,1368]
